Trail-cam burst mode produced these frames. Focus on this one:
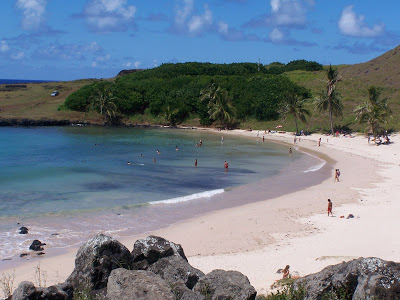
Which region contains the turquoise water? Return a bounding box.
[0,127,329,259]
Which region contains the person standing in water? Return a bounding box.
[224,160,229,171]
[195,159,197,167]
[289,147,292,155]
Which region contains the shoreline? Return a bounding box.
[1,129,399,296]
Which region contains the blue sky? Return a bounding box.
[0,0,399,81]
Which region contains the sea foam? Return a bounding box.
[150,189,225,205]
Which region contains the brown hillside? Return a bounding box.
[339,45,400,87]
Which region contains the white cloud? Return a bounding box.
[187,4,212,33]
[269,28,284,42]
[84,0,136,32]
[11,51,25,60]
[218,21,228,35]
[124,61,142,68]
[338,5,384,38]
[16,0,47,31]
[270,0,280,12]
[174,0,213,35]
[175,0,194,26]
[95,54,111,62]
[0,41,9,53]
[268,0,307,27]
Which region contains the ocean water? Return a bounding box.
[0,127,331,260]
[0,79,54,84]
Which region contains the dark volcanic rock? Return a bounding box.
[19,227,28,234]
[193,269,256,300]
[11,281,41,300]
[29,240,46,251]
[106,268,175,300]
[11,281,72,300]
[148,255,204,289]
[0,118,71,127]
[132,235,187,269]
[294,257,400,299]
[117,69,143,76]
[67,234,133,292]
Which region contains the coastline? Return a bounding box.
[1,129,399,296]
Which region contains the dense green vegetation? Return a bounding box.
[62,61,315,126]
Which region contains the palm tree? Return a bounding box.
[316,65,342,134]
[354,86,392,140]
[315,88,343,134]
[91,85,118,124]
[280,92,311,134]
[200,82,218,104]
[207,87,236,127]
[163,105,180,127]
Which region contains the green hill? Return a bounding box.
[1,46,399,133]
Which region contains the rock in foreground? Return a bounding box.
[193,269,257,300]
[11,234,257,300]
[295,257,400,299]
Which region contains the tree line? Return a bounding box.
[61,62,392,138]
[62,62,312,126]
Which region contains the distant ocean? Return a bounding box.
[0,79,55,84]
[0,126,331,261]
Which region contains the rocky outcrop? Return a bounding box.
[66,234,133,293]
[19,227,28,234]
[12,234,256,300]
[11,281,72,300]
[294,257,400,299]
[132,235,187,269]
[117,69,143,76]
[193,269,257,300]
[149,255,204,289]
[106,268,176,300]
[29,240,46,251]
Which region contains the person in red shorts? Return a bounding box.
[328,199,333,216]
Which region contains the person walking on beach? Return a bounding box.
[334,169,340,182]
[328,199,333,216]
[318,138,321,147]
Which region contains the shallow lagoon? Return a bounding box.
[0,127,330,259]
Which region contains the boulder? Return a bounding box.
[193,269,257,300]
[106,268,175,300]
[67,234,133,292]
[19,227,28,234]
[29,240,46,251]
[11,281,72,300]
[132,235,187,268]
[11,282,40,300]
[168,281,205,300]
[294,257,400,299]
[148,255,204,289]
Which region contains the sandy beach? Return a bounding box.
[1,129,400,297]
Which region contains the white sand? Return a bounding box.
[1,130,399,297]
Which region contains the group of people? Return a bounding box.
[126,139,230,171]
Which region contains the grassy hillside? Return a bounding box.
[1,46,399,133]
[0,79,107,123]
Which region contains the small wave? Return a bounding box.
[303,160,326,173]
[150,189,225,205]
